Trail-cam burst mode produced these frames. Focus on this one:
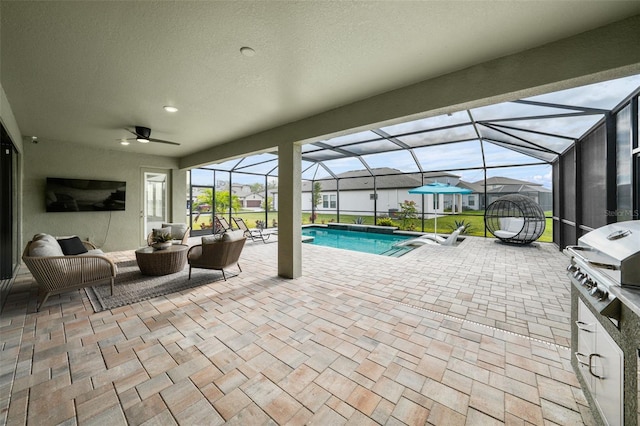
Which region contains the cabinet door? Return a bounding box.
[577,300,597,391]
[593,326,623,426]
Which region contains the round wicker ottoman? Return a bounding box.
[135,244,188,276]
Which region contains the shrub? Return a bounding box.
[377,217,396,227]
[353,217,365,224]
[399,200,418,229]
[449,219,473,234]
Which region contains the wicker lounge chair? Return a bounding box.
[146,223,190,246]
[22,234,117,311]
[395,226,463,247]
[187,230,246,280]
[485,194,546,244]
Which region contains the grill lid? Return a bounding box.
[579,221,640,260]
[577,220,640,287]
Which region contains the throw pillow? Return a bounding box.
[222,230,244,242]
[162,223,188,239]
[202,234,222,245]
[33,233,58,246]
[29,239,65,257]
[57,236,89,255]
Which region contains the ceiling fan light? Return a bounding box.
[137,138,149,143]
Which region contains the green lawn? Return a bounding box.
[188,210,553,243]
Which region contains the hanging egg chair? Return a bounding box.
[485,194,546,244]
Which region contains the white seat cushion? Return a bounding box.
[506,217,524,233]
[494,230,518,239]
[80,249,105,256]
[498,217,524,235]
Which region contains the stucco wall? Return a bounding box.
[22,140,186,252]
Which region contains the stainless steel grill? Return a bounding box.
[564,221,640,317]
[566,221,640,426]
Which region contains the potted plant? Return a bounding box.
[152,232,173,250]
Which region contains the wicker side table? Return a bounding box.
[135,244,188,276]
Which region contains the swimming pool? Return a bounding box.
[301,226,415,257]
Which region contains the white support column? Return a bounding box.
[278,143,302,278]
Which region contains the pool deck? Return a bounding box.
[1,235,590,425]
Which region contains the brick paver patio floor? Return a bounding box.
[1,235,593,425]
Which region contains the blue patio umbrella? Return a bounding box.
[408,182,472,238]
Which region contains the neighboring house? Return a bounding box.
[471,177,552,211]
[301,168,464,217]
[242,192,265,209]
[230,184,255,208]
[267,189,278,211]
[232,183,278,209]
[191,182,278,211]
[302,168,552,216]
[457,181,483,211]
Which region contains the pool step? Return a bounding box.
[380,247,410,257]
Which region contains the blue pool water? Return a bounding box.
[301,226,414,257]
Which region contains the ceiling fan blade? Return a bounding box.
[122,126,179,145]
[124,128,138,137]
[148,138,180,146]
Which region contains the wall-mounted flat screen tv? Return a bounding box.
[46,178,126,212]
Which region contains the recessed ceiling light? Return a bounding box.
[120,140,130,146]
[163,106,178,113]
[240,46,256,57]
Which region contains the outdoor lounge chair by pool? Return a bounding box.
[395,226,464,247]
[233,217,273,243]
[214,216,233,234]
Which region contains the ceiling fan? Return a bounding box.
[123,126,180,146]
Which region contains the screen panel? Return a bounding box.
[560,147,576,223]
[580,124,607,229]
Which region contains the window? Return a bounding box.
[468,196,475,207]
[433,194,439,210]
[322,194,337,209]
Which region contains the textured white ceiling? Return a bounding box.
[2,1,639,157]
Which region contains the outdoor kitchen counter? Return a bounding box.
[571,283,640,426]
[610,286,640,318]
